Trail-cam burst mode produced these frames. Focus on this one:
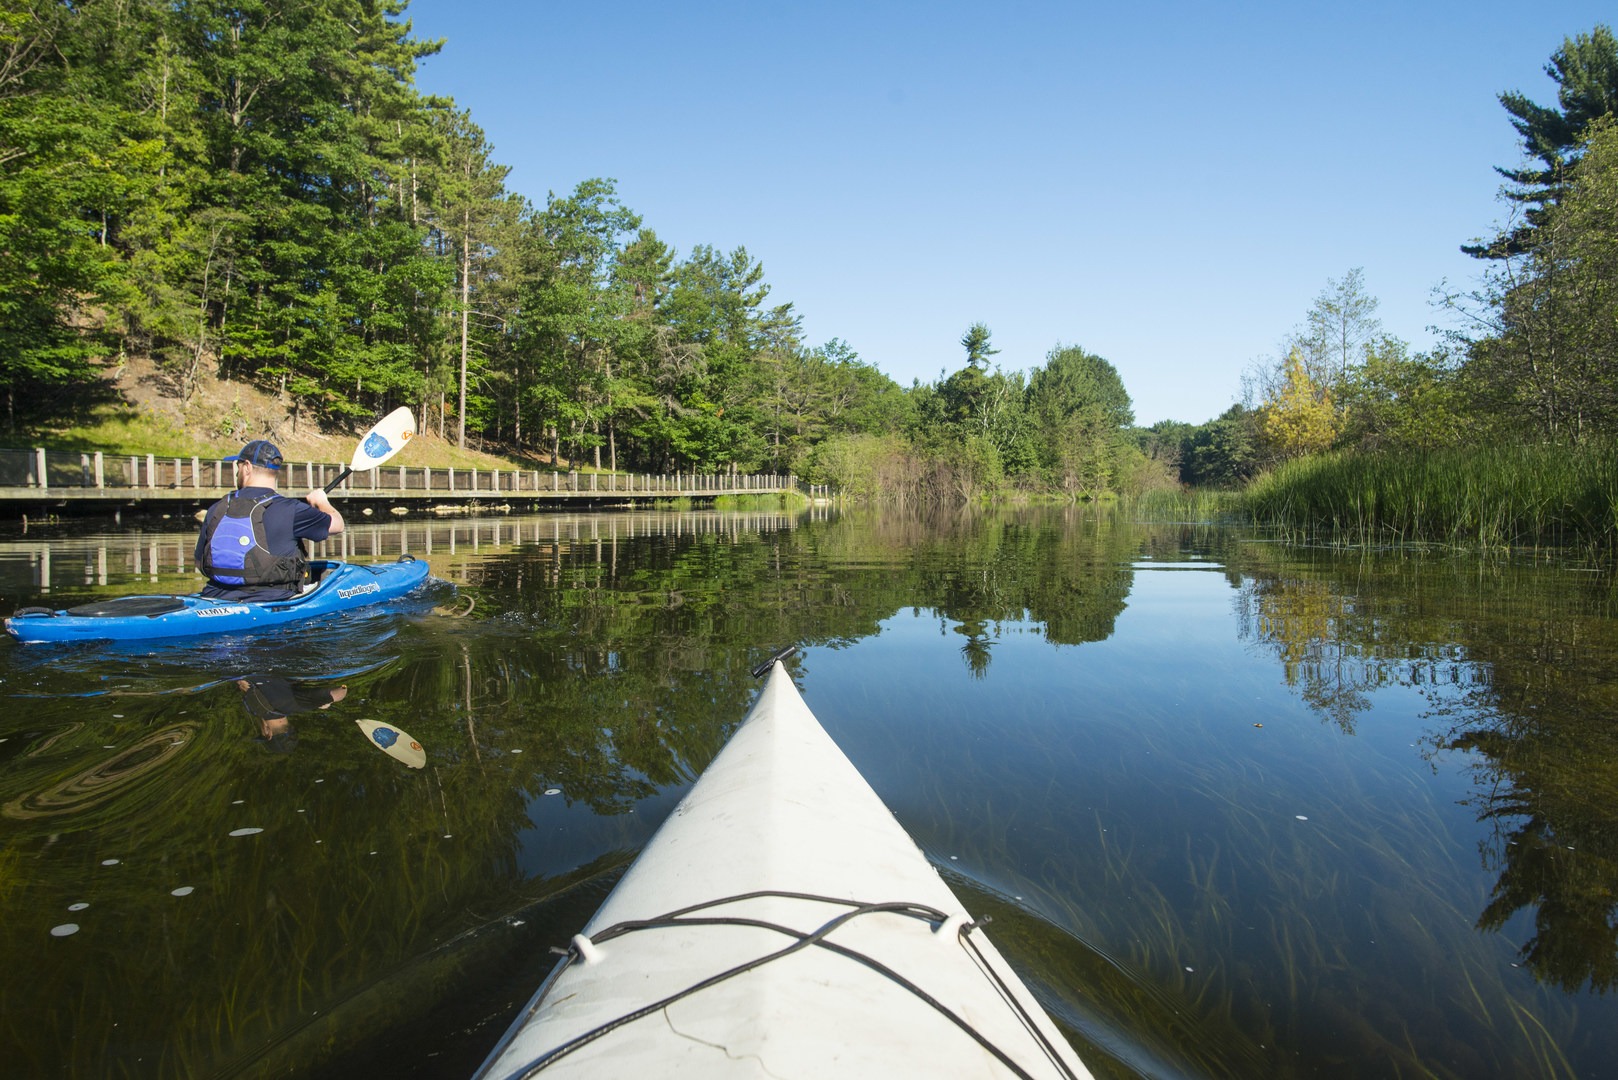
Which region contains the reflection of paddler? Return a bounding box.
[234,676,348,753]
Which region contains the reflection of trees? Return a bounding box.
[954,618,994,679]
[1238,573,1375,732]
[872,505,1138,675]
[1232,543,1618,994]
[1434,687,1618,994]
[1472,814,1618,993]
[1235,550,1483,733]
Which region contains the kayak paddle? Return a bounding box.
[324,406,416,492]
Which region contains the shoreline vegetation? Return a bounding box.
[5,8,1618,554]
[1122,442,1618,556]
[25,401,1618,555]
[1239,443,1618,553]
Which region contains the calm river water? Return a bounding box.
[1,505,1615,1079]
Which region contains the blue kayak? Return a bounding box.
[4,557,430,644]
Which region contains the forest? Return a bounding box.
[2,3,1617,507]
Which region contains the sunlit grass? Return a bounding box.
[42,408,206,458]
[1240,443,1618,551]
[712,491,809,511]
[1123,488,1232,523]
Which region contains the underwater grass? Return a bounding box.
[1240,443,1618,552]
[876,679,1588,1080]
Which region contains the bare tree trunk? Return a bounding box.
[513,366,522,450]
[458,221,471,449]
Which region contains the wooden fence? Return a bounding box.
[0,447,811,501]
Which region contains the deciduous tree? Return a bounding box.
[1025,345,1134,494]
[1258,349,1338,459]
[1336,340,1466,452]
[1290,267,1382,385]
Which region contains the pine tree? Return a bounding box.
[1468,25,1618,258]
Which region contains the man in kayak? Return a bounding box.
[194,439,345,601]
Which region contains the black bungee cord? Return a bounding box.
[495,889,1083,1080]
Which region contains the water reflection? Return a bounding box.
[0,507,815,601]
[0,507,1614,1079]
[1235,544,1618,1003]
[1435,679,1618,997]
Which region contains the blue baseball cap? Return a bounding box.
[225,440,283,469]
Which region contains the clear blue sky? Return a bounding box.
[403,1,1613,426]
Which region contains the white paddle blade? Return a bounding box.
[355,718,426,769]
[349,407,416,472]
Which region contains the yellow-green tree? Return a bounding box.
[1259,349,1338,458]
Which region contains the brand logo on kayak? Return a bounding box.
[336,581,382,600]
[196,606,251,618]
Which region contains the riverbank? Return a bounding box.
[10,355,557,477]
[1239,443,1618,550]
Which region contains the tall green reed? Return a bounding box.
[1240,443,1618,551]
[1123,488,1232,523]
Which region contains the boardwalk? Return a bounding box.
[0,447,809,519]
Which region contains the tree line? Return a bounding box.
[1148,24,1618,490]
[0,0,1157,500]
[9,5,1613,501]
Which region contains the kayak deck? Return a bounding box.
[475,659,1093,1079]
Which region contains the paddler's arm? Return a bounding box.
[305,488,345,535]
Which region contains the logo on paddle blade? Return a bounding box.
[370,726,399,748]
[363,432,393,459]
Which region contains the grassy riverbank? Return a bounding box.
[1240,443,1618,550]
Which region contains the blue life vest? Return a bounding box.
[196,492,308,588]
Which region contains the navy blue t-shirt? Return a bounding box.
[196,487,334,601]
